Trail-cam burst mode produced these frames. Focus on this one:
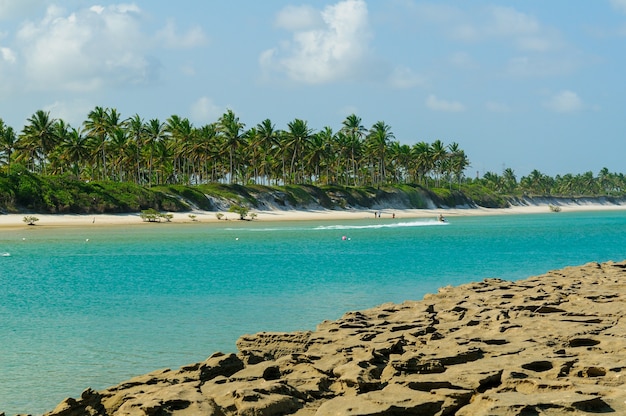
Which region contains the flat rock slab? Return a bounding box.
[36,261,626,416]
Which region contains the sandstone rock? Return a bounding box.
[40,261,626,416]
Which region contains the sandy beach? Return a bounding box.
[1,202,625,229]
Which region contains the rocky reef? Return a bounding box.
[40,261,626,416]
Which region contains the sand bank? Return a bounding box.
[0,203,624,229]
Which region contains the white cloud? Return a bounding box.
[505,55,576,78]
[260,0,372,84]
[190,96,222,124]
[0,0,47,20]
[485,101,510,113]
[426,94,465,112]
[1,46,15,63]
[388,66,427,89]
[275,5,323,31]
[448,51,478,69]
[487,6,540,37]
[544,90,583,113]
[156,20,208,49]
[483,6,565,53]
[610,0,626,13]
[44,99,94,127]
[16,4,155,92]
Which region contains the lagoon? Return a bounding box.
[1,210,625,415]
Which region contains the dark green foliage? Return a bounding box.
[0,171,186,214]
[282,185,330,207]
[459,183,509,208]
[228,204,250,220]
[153,185,213,210]
[392,184,431,208]
[428,188,474,208]
[4,171,617,215]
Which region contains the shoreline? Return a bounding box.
[1,202,625,229]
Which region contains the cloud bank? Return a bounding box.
[260,0,372,84]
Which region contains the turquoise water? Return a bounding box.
[1,210,626,415]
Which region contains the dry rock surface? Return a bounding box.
[36,261,626,416]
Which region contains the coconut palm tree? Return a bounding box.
[217,109,246,184]
[387,141,411,183]
[482,172,503,192]
[306,128,332,184]
[446,142,470,188]
[314,126,335,184]
[187,123,217,183]
[341,114,366,186]
[125,114,147,184]
[411,141,433,186]
[57,127,92,178]
[19,110,58,174]
[366,121,394,186]
[0,120,17,174]
[166,115,196,183]
[283,118,313,184]
[108,127,132,181]
[502,168,517,193]
[144,118,167,186]
[430,139,448,187]
[255,119,279,185]
[83,106,110,180]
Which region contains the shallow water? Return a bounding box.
[1,211,625,414]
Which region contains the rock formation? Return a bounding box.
[41,261,626,416]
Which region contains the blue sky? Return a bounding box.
[0,0,625,178]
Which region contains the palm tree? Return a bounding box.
[482,172,503,192]
[255,119,279,185]
[597,167,612,194]
[430,139,447,187]
[283,118,313,184]
[388,142,411,183]
[366,121,394,185]
[341,114,366,186]
[58,127,92,178]
[83,106,110,180]
[218,109,245,184]
[19,110,58,174]
[144,118,167,186]
[125,114,146,184]
[411,141,433,186]
[306,128,332,183]
[108,127,131,181]
[502,168,517,193]
[446,142,469,188]
[0,120,17,174]
[521,169,551,195]
[314,126,335,184]
[191,123,219,183]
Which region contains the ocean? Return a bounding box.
[1,210,625,415]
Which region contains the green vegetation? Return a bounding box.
[228,204,252,220]
[0,107,625,215]
[139,208,173,222]
[0,168,184,214]
[22,215,39,225]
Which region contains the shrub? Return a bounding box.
[23,215,39,225]
[228,204,249,220]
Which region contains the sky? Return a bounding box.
[0,0,625,178]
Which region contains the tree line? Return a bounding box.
[481,167,626,198]
[0,107,469,188]
[0,106,623,199]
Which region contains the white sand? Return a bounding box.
[1,203,625,229]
